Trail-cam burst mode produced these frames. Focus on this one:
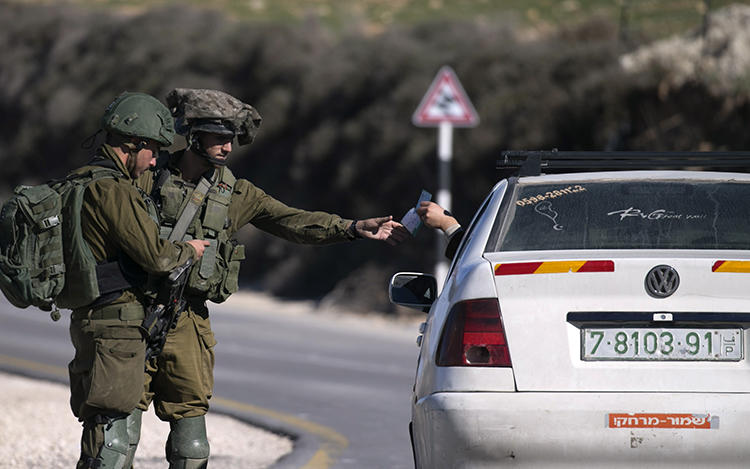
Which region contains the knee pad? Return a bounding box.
[123,409,143,469]
[97,415,129,469]
[167,415,210,467]
[126,408,143,445]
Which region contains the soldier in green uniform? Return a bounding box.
[132,88,408,468]
[68,92,210,469]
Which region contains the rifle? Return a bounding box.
[141,258,193,362]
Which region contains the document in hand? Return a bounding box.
[400,190,432,235]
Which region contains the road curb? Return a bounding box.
[211,396,348,469]
[208,401,321,469]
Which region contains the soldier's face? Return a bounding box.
[201,133,233,166]
[132,140,160,176]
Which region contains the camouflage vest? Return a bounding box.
[153,166,245,303]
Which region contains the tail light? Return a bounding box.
[436,298,512,367]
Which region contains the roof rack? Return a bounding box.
[497,150,750,177]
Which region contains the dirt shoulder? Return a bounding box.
[0,371,292,469]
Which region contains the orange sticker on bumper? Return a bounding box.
[607,413,718,429]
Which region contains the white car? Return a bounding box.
[390,152,750,468]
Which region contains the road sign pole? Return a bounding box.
[412,66,479,291]
[435,121,453,290]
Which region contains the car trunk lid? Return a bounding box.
[485,252,750,392]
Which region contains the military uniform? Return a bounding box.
[68,144,198,468]
[135,150,356,422]
[125,88,398,467]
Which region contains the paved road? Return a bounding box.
[0,294,420,469]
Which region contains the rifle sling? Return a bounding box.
[168,174,214,242]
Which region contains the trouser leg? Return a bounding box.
[166,415,210,469]
[70,317,146,469]
[122,408,143,468]
[77,414,130,469]
[150,309,216,420]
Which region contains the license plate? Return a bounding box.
[582,328,743,361]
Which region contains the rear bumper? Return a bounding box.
[413,391,750,468]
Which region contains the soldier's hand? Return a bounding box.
[187,239,211,258]
[355,216,411,246]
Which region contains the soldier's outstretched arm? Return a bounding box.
[353,216,411,246]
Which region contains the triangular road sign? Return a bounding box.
[412,66,479,128]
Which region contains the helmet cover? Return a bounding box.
[166,88,262,146]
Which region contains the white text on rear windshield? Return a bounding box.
[494,180,750,251]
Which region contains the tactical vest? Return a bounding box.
[153,166,245,303]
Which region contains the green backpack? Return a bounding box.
[0,166,122,320]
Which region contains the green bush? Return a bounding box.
[2,3,749,313]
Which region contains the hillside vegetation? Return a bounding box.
[2,1,750,313]
[9,0,746,38]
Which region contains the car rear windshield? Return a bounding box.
[493,179,750,251]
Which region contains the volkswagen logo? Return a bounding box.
[645,265,680,298]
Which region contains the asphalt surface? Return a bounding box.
[209,295,420,469]
[0,292,422,468]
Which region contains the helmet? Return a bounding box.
[166,88,262,166]
[102,92,175,147]
[166,88,262,146]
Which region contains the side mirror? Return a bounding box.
[388,272,438,310]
